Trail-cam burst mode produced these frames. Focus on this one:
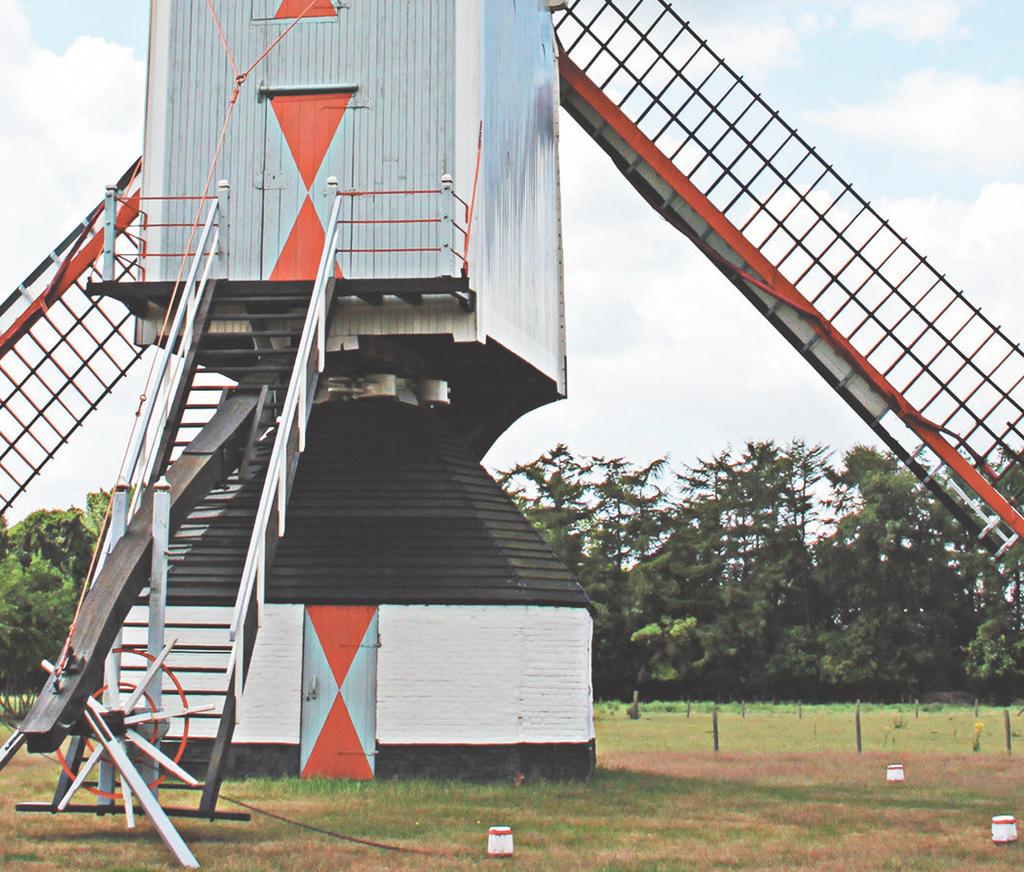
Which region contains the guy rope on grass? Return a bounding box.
[219,794,441,856]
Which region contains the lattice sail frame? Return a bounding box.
[0,161,144,516]
[556,0,1024,556]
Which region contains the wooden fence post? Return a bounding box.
[1005,709,1012,755]
[713,706,719,753]
[627,690,640,720]
[915,699,919,719]
[686,700,691,719]
[975,698,980,718]
[741,701,746,718]
[855,701,862,754]
[798,700,802,719]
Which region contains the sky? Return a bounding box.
[1,0,1024,517]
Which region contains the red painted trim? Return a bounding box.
[558,53,1024,541]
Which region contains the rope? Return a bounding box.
[240,0,322,80]
[218,794,440,856]
[0,722,439,859]
[206,0,240,80]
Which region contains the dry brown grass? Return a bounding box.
[1,708,1022,871]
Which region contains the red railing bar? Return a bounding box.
[340,189,441,197]
[338,247,441,254]
[337,218,441,226]
[127,195,216,202]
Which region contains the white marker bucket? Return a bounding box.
[992,815,1018,845]
[886,764,905,783]
[488,826,514,858]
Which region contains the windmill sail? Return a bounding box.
[0,160,144,516]
[555,0,1024,557]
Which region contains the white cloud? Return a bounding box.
[849,0,963,42]
[677,0,840,80]
[808,69,1024,176]
[0,0,145,281]
[700,22,804,79]
[0,0,147,519]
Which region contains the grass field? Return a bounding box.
[2,702,1023,870]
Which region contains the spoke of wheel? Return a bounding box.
[121,639,177,713]
[125,729,199,787]
[125,704,214,726]
[82,706,199,868]
[57,744,104,810]
[123,777,136,829]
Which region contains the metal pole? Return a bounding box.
[142,479,171,789]
[99,484,130,805]
[712,706,719,752]
[439,173,456,277]
[216,180,230,278]
[102,185,118,282]
[855,700,862,754]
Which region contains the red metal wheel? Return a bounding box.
[54,647,192,800]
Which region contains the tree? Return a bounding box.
[502,439,1022,702]
[0,494,106,694]
[815,446,987,698]
[0,554,79,693]
[965,607,1024,702]
[660,441,830,698]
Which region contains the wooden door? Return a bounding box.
[300,605,378,779]
[261,91,354,280]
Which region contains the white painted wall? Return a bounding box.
[376,605,593,745]
[124,602,592,748]
[236,604,304,743]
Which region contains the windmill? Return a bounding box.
[1,0,1023,866]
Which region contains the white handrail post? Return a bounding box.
[99,482,129,805]
[277,462,287,537]
[256,538,266,622]
[298,377,307,452]
[217,180,230,279]
[143,477,170,790]
[234,620,244,710]
[320,177,339,371]
[439,173,455,277]
[102,185,118,282]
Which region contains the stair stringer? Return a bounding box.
[19,392,260,752]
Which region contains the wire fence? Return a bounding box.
[599,698,1022,756]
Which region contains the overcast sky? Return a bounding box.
[2,0,1024,518]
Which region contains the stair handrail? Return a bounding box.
[97,195,222,564]
[226,180,343,698]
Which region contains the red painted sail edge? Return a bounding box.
[557,53,1024,541]
[0,193,140,352]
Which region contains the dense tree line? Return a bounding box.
[501,443,1024,703]
[3,443,1024,706]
